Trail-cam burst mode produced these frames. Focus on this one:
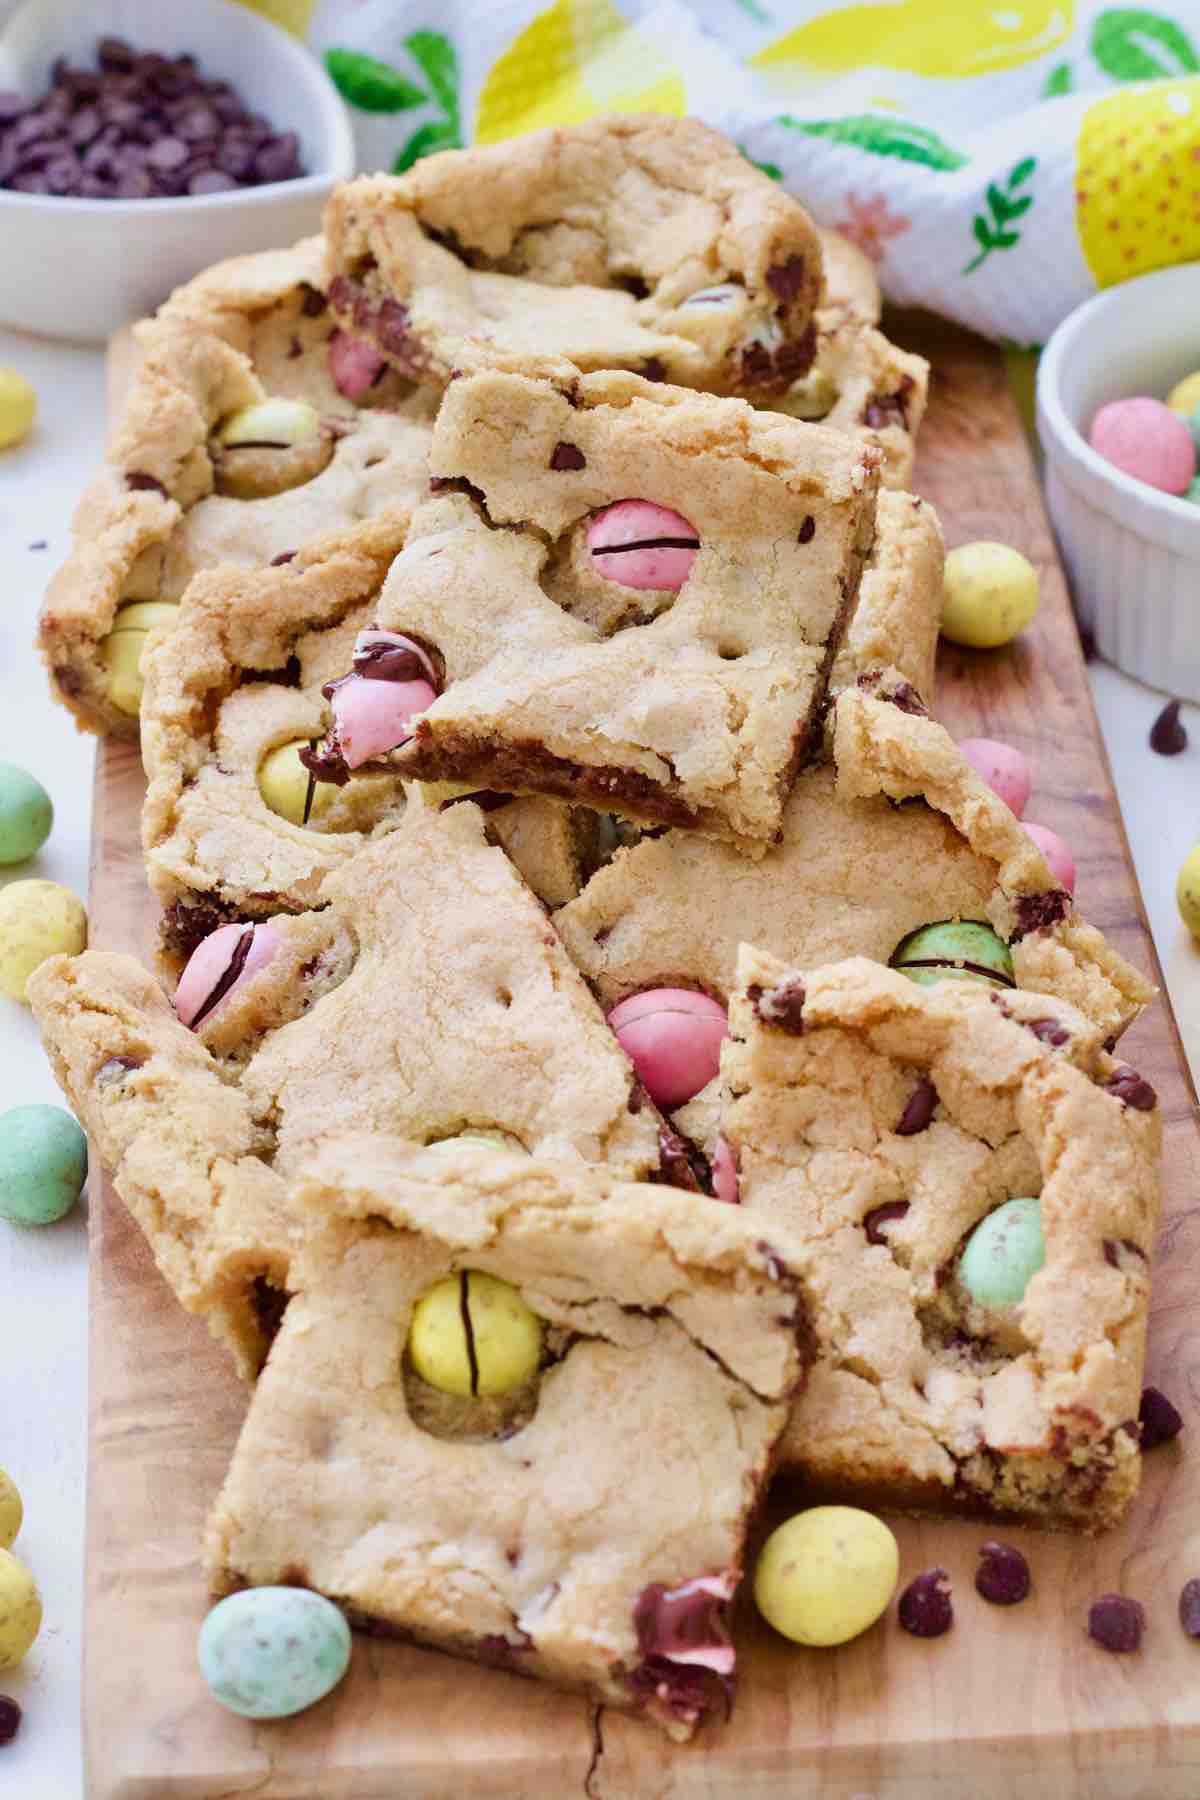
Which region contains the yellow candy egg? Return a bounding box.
[1177,846,1200,940]
[257,739,332,827]
[941,543,1039,650]
[1168,372,1200,418]
[100,601,179,717]
[0,880,87,1002]
[0,1471,22,1551]
[408,1270,542,1398]
[0,1549,41,1670]
[0,367,36,450]
[754,1506,899,1647]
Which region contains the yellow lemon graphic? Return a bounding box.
[475,0,686,145]
[235,0,316,34]
[1077,80,1200,287]
[752,1,1073,83]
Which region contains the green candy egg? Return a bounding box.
[0,1104,87,1226]
[199,1587,351,1719]
[959,1197,1045,1308]
[1185,474,1200,506]
[0,765,52,866]
[890,920,1014,991]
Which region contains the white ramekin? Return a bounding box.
[0,0,355,342]
[1037,262,1200,702]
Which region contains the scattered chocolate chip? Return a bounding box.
[864,1200,910,1245]
[27,539,46,550]
[125,469,166,494]
[766,255,807,302]
[0,1696,21,1746]
[975,1542,1030,1606]
[1087,1593,1144,1653]
[1026,1016,1069,1047]
[269,550,296,566]
[1179,1579,1200,1639]
[797,514,816,544]
[895,1077,936,1135]
[1139,1385,1183,1450]
[1150,699,1188,756]
[1104,1065,1157,1111]
[752,977,806,1033]
[1012,891,1070,938]
[898,1568,953,1637]
[549,441,586,472]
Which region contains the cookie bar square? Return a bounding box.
[828,488,942,709]
[315,365,880,847]
[141,514,595,960]
[324,115,824,400]
[29,803,670,1375]
[205,1135,810,1738]
[38,235,436,738]
[720,949,1162,1531]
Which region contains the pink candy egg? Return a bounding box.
[958,737,1032,818]
[175,921,282,1029]
[331,676,436,769]
[328,331,387,402]
[1023,822,1076,894]
[586,500,700,591]
[712,1136,739,1204]
[608,987,728,1111]
[1088,397,1195,496]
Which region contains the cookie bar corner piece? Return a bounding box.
[828,487,944,712]
[338,365,881,846]
[204,1137,811,1737]
[722,945,1162,1529]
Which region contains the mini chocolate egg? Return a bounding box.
[959,1197,1045,1308]
[0,1473,21,1552]
[199,1586,351,1719]
[1023,822,1076,894]
[754,1506,899,1647]
[0,1550,41,1671]
[608,987,728,1110]
[958,738,1031,817]
[0,880,86,1002]
[0,368,35,450]
[408,1270,542,1398]
[1167,371,1200,419]
[0,765,52,866]
[1089,396,1195,495]
[0,1104,87,1226]
[941,543,1039,649]
[99,600,179,717]
[257,740,332,827]
[586,501,700,591]
[890,921,1014,991]
[175,921,282,1029]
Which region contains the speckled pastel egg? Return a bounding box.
[1023,822,1076,895]
[199,1587,351,1719]
[941,543,1040,650]
[0,881,87,1002]
[1177,846,1200,939]
[100,601,179,718]
[257,739,331,827]
[0,1550,41,1671]
[959,1197,1045,1308]
[0,1473,22,1552]
[754,1506,899,1647]
[890,920,1014,991]
[1167,371,1200,419]
[0,766,52,866]
[0,369,36,450]
[1089,396,1195,495]
[958,738,1031,818]
[409,1270,542,1397]
[608,987,728,1110]
[0,1104,87,1226]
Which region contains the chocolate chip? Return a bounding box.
[752,977,806,1033]
[189,168,237,195]
[0,1696,21,1746]
[864,1200,909,1245]
[975,1542,1030,1605]
[881,681,928,717]
[864,375,915,431]
[1012,891,1070,938]
[269,550,296,566]
[1026,1016,1069,1047]
[797,515,815,544]
[1179,1579,1200,1639]
[1103,1238,1148,1275]
[656,1125,713,1195]
[766,255,807,302]
[1087,1594,1144,1653]
[549,441,586,471]
[1139,1385,1183,1450]
[640,358,667,383]
[299,283,327,317]
[895,1077,936,1135]
[1104,1065,1157,1111]
[1150,700,1188,756]
[125,470,166,494]
[898,1568,953,1637]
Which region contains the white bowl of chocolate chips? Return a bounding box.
[0,0,355,340]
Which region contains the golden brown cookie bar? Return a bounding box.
[721,949,1161,1530]
[205,1135,810,1738]
[141,513,595,962]
[324,114,824,399]
[316,365,880,849]
[38,235,436,738]
[28,804,672,1375]
[772,306,930,490]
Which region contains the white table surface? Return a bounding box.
[1,327,1198,1800]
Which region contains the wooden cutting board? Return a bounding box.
[83,318,1200,1799]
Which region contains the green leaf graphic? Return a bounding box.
[733,0,772,19]
[776,113,968,171]
[1009,157,1036,188]
[393,120,460,175]
[1091,9,1199,80]
[324,48,427,113]
[1041,59,1073,95]
[405,31,461,132]
[964,156,1037,274]
[743,149,783,180]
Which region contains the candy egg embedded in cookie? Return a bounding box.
[608,988,728,1110]
[100,601,180,718]
[959,1197,1045,1308]
[586,501,700,592]
[408,1270,543,1398]
[889,920,1014,991]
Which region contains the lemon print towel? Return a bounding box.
[232,0,1200,343]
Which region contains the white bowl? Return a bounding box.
[0,0,355,341]
[1037,261,1200,701]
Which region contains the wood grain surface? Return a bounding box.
[83,319,1200,1799]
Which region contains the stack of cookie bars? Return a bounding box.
[28,116,1161,1741]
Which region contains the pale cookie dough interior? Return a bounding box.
[205,1136,809,1739]
[325,114,825,400]
[771,306,930,491]
[722,949,1161,1530]
[38,235,436,738]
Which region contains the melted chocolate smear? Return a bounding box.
[354,640,435,684]
[657,1126,713,1195]
[1026,1016,1069,1047]
[1012,891,1070,938]
[1104,1065,1157,1111]
[1150,700,1188,756]
[766,255,807,302]
[242,655,302,687]
[190,925,253,1029]
[864,1200,910,1245]
[752,977,806,1033]
[299,739,350,787]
